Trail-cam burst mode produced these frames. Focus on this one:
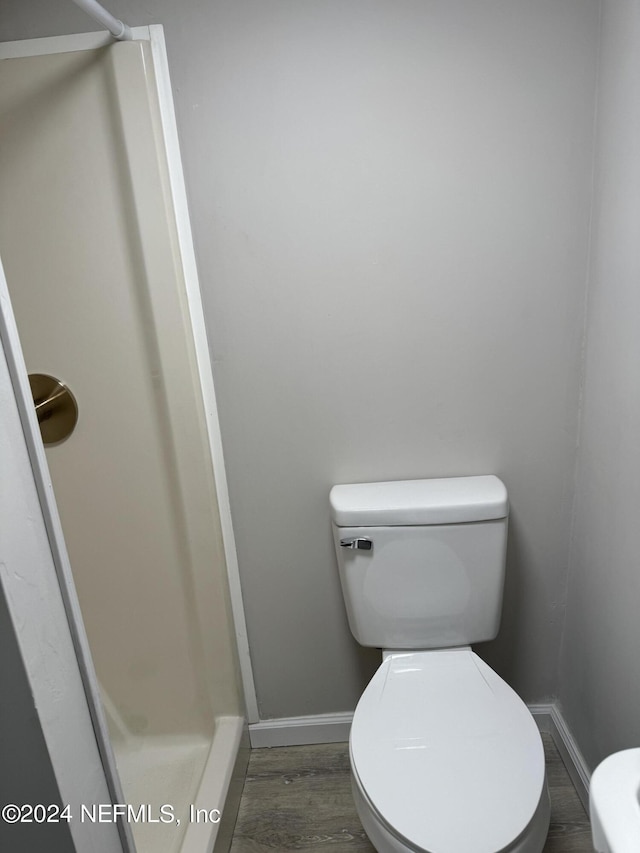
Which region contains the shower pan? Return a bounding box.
[0,25,250,853]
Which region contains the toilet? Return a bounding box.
[330,475,550,853]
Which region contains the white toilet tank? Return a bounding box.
[330,476,509,649]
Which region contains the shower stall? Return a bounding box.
[0,23,250,853]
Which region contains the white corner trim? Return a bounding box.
[249,713,354,749]
[529,702,591,813]
[145,25,259,725]
[0,27,151,58]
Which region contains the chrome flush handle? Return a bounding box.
[339,537,373,551]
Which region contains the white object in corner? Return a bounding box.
[590,748,640,853]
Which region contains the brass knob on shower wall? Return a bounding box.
[29,373,78,445]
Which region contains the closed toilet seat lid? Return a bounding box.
[350,650,545,853]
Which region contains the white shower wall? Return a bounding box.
[0,35,244,853]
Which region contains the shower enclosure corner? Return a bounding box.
[0,23,249,853]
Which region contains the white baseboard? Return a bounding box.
[548,705,591,813]
[249,703,591,812]
[529,703,591,813]
[249,712,353,748]
[528,702,557,735]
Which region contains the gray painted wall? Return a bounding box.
[0,1,600,719]
[200,0,600,718]
[558,0,640,772]
[0,588,75,853]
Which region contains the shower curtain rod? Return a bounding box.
[70,0,132,40]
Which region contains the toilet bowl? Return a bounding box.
[349,649,550,853]
[330,476,550,853]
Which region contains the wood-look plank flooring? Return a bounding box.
[230,734,592,852]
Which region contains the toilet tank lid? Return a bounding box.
[330,476,508,526]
